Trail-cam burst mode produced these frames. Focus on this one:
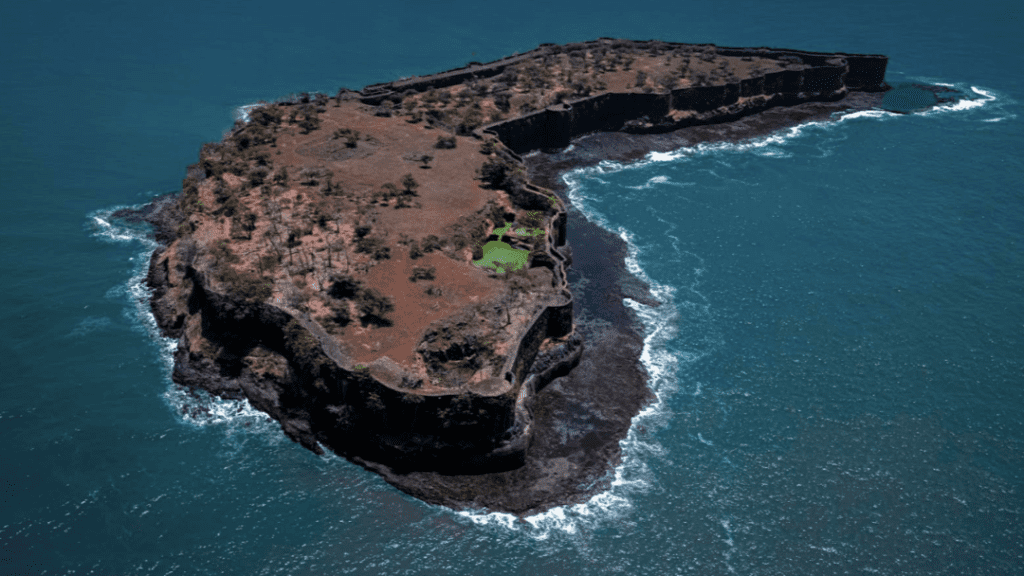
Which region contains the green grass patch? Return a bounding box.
[473,240,529,273]
[492,221,514,239]
[472,221,542,273]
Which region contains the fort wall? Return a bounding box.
[155,39,887,474]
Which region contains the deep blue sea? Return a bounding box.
[2,1,1022,574]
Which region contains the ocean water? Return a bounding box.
[2,1,1022,574]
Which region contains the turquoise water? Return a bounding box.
[2,1,1022,574]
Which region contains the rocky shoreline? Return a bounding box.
[131,40,893,516]
[133,90,888,517]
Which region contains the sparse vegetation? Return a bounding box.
[355,236,390,260]
[150,40,864,487]
[332,128,360,148]
[421,234,442,253]
[356,287,394,327]
[400,174,419,196]
[296,104,320,133]
[210,241,240,265]
[219,269,273,303]
[434,135,457,149]
[409,266,436,282]
[325,302,351,328]
[328,274,361,299]
[408,240,423,259]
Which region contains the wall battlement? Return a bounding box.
[151,38,886,477]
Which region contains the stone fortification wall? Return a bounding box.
[358,39,887,107]
[480,48,878,155]
[164,129,581,472]
[178,266,527,472]
[360,39,886,156]
[159,39,887,474]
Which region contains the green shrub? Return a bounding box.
[434,135,457,149]
[249,105,283,126]
[234,273,273,302]
[230,211,257,239]
[354,234,389,259]
[328,274,362,299]
[327,302,351,327]
[456,108,484,135]
[400,174,419,196]
[479,157,513,189]
[379,183,400,201]
[409,266,436,282]
[356,288,394,327]
[299,167,331,186]
[297,104,320,133]
[176,221,194,237]
[210,241,240,265]
[355,237,390,260]
[408,240,423,259]
[421,234,442,253]
[332,128,360,148]
[492,92,511,112]
[248,166,269,187]
[218,268,272,302]
[521,210,545,228]
[323,178,343,196]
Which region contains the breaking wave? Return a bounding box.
[451,80,1004,538]
[87,205,276,436]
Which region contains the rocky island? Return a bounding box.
[141,39,890,515]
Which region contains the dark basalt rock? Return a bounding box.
[134,39,917,516]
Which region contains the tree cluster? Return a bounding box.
[332,128,361,148]
[327,274,394,327]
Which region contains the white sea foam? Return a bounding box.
[88,204,275,435]
[904,84,999,119]
[234,103,261,124]
[482,86,1007,538]
[837,109,898,122]
[625,174,697,190]
[452,99,957,536]
[455,170,688,538]
[89,209,157,246]
[581,82,1001,180]
[607,118,849,170]
[163,385,275,432]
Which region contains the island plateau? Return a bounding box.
[141,38,890,515]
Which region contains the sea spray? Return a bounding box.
[88,206,277,436]
[453,168,688,537]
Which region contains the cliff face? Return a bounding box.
[145,38,887,481]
